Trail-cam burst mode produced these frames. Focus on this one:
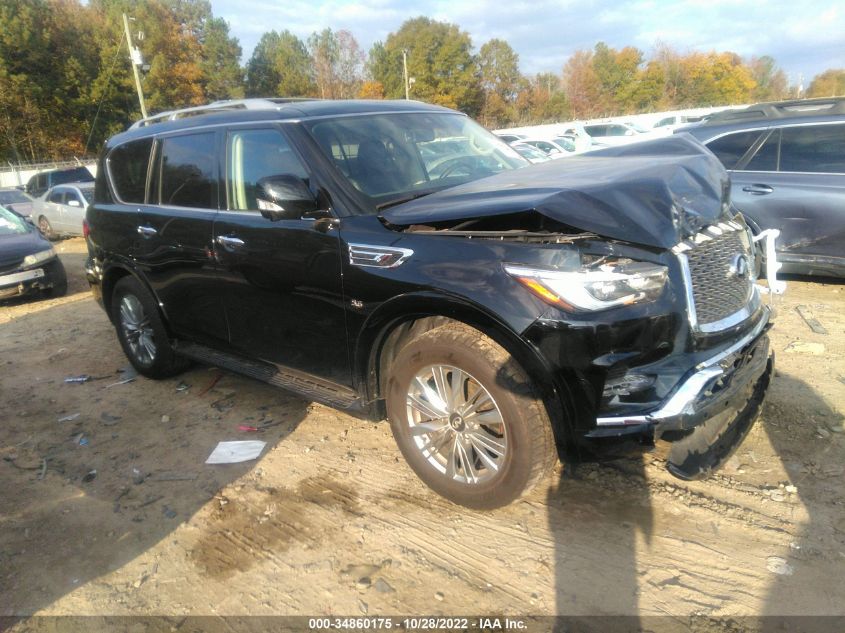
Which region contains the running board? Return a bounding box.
[175,342,364,411]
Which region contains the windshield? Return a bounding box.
[307,112,527,213]
[54,167,94,186]
[0,206,30,235]
[0,190,32,204]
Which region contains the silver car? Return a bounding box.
[32,182,94,238]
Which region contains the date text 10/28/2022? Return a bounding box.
[308,617,528,630]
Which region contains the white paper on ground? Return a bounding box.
[205,440,267,464]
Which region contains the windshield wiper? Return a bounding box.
[376,191,435,211]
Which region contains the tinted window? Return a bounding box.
[156,133,217,208]
[52,167,94,186]
[656,117,675,127]
[109,138,153,203]
[585,125,607,137]
[48,190,64,204]
[744,130,779,171]
[706,131,762,169]
[78,186,95,204]
[780,124,845,173]
[226,128,308,211]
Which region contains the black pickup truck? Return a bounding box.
[84,99,774,508]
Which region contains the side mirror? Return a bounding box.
[256,175,318,221]
[67,199,81,207]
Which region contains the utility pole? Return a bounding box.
[122,13,148,119]
[403,49,410,100]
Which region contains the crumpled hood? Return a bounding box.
[383,134,731,249]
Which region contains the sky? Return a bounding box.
[210,0,844,86]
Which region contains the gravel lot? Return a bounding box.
[1,237,844,629]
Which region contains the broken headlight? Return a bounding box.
[21,247,56,269]
[504,258,668,311]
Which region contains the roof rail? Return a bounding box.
[128,98,317,130]
[700,97,845,126]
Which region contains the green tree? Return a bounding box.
[592,42,643,112]
[370,17,481,115]
[748,55,788,102]
[200,17,244,101]
[478,38,522,127]
[807,69,845,97]
[246,30,314,97]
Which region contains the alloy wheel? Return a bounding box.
[119,294,156,365]
[405,364,507,484]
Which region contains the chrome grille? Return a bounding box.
[674,221,756,332]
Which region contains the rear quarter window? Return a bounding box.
[108,138,153,203]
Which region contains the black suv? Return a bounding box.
[679,98,845,277]
[85,99,774,508]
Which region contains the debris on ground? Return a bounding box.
[64,375,91,384]
[57,413,80,423]
[766,556,794,576]
[82,469,97,483]
[197,371,223,396]
[100,412,121,426]
[784,341,826,355]
[205,440,267,464]
[795,305,828,335]
[176,382,190,393]
[237,425,261,433]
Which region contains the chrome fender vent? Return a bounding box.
[348,243,414,268]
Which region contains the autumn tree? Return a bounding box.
[369,17,481,115]
[562,50,602,118]
[308,28,364,99]
[807,69,845,97]
[592,42,644,113]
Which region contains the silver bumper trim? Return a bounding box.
[596,311,769,427]
[0,267,44,287]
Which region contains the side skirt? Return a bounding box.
[175,341,370,415]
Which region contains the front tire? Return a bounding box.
[38,216,55,240]
[385,322,557,509]
[111,276,189,378]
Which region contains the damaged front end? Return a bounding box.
[380,135,778,481]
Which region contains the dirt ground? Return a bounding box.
[1,237,844,629]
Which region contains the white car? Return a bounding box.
[581,122,652,147]
[510,142,552,163]
[520,138,577,159]
[31,182,94,238]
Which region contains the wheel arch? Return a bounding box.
[356,292,578,451]
[101,264,164,326]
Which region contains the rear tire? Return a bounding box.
[385,322,557,509]
[111,276,189,378]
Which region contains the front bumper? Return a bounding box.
[591,315,773,479]
[0,258,61,299]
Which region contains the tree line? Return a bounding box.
[1,0,843,163]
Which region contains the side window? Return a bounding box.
[780,124,845,174]
[743,130,779,172]
[109,138,153,203]
[706,131,762,170]
[48,190,64,204]
[156,133,217,208]
[655,117,674,127]
[226,128,308,211]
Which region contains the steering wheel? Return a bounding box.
[435,157,482,179]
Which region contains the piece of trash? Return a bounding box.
[65,375,91,384]
[784,341,825,355]
[205,440,267,464]
[162,506,177,519]
[161,414,171,423]
[75,434,89,447]
[38,458,47,480]
[238,425,261,433]
[119,365,139,379]
[132,468,145,485]
[149,472,198,481]
[197,371,223,396]
[766,556,794,576]
[57,413,81,423]
[82,469,97,483]
[101,412,121,426]
[795,305,828,335]
[106,377,135,388]
[785,484,797,494]
[176,382,190,392]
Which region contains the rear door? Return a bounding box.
[134,130,228,346]
[728,123,845,261]
[60,187,87,235]
[212,125,351,385]
[43,187,66,231]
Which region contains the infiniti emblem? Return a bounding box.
[729,254,750,278]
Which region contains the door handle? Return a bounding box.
[216,235,245,251]
[137,225,157,237]
[741,184,773,195]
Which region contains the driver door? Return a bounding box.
[213,125,351,386]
